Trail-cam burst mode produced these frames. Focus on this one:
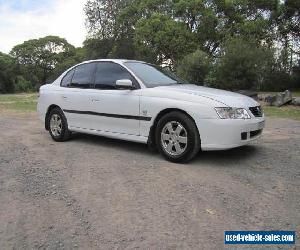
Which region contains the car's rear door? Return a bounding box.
[88,62,140,135]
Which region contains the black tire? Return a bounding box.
[155,111,201,163]
[47,108,71,142]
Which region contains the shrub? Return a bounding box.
[214,37,274,90]
[177,50,211,85]
[14,76,35,92]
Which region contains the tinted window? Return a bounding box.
[94,62,135,89]
[70,63,96,88]
[61,68,75,87]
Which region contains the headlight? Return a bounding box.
[215,107,251,119]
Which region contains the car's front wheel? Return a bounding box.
[156,111,201,163]
[47,108,71,142]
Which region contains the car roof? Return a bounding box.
[79,59,146,64]
[52,59,148,87]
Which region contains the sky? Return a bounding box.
[0,0,87,53]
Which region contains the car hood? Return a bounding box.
[153,84,259,107]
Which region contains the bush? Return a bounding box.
[262,70,293,91]
[213,37,274,90]
[14,76,35,92]
[177,50,211,85]
[0,52,15,93]
[291,65,300,90]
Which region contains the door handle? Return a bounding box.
[91,99,100,102]
[62,95,67,100]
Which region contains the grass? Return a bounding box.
[263,105,300,121]
[293,92,300,97]
[0,93,38,112]
[259,91,300,97]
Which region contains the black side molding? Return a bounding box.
[63,109,152,121]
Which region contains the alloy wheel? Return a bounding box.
[161,121,188,156]
[50,114,62,137]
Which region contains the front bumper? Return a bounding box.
[196,117,265,151]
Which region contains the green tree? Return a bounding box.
[10,36,75,86]
[85,0,132,39]
[0,52,16,93]
[275,0,300,73]
[82,0,299,91]
[50,47,87,81]
[83,38,114,59]
[291,63,300,90]
[177,50,211,85]
[84,0,137,60]
[279,0,300,38]
[214,37,274,90]
[135,13,196,66]
[14,76,35,92]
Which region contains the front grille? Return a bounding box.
[249,106,263,117]
[250,129,262,138]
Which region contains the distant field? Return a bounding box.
[263,105,300,121]
[0,92,300,121]
[0,93,38,112]
[259,91,300,97]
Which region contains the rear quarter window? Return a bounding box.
[61,68,75,87]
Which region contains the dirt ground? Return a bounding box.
[0,112,299,250]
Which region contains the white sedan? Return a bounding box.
[37,59,265,162]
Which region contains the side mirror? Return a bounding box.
[116,79,134,89]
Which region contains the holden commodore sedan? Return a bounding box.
[37,59,265,162]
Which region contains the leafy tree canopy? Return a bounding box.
[0,52,16,93]
[135,13,196,65]
[215,37,274,90]
[177,49,211,85]
[10,36,75,85]
[1,0,299,92]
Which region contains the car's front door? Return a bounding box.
[60,62,97,130]
[88,62,141,136]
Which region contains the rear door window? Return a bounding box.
[70,63,96,89]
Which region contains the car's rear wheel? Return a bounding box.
[156,111,201,163]
[47,108,71,142]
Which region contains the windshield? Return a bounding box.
[124,62,189,87]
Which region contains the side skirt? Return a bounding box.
[69,126,148,144]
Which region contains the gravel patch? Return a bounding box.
[0,113,299,249]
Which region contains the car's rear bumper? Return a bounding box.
[37,100,46,122]
[196,117,265,151]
